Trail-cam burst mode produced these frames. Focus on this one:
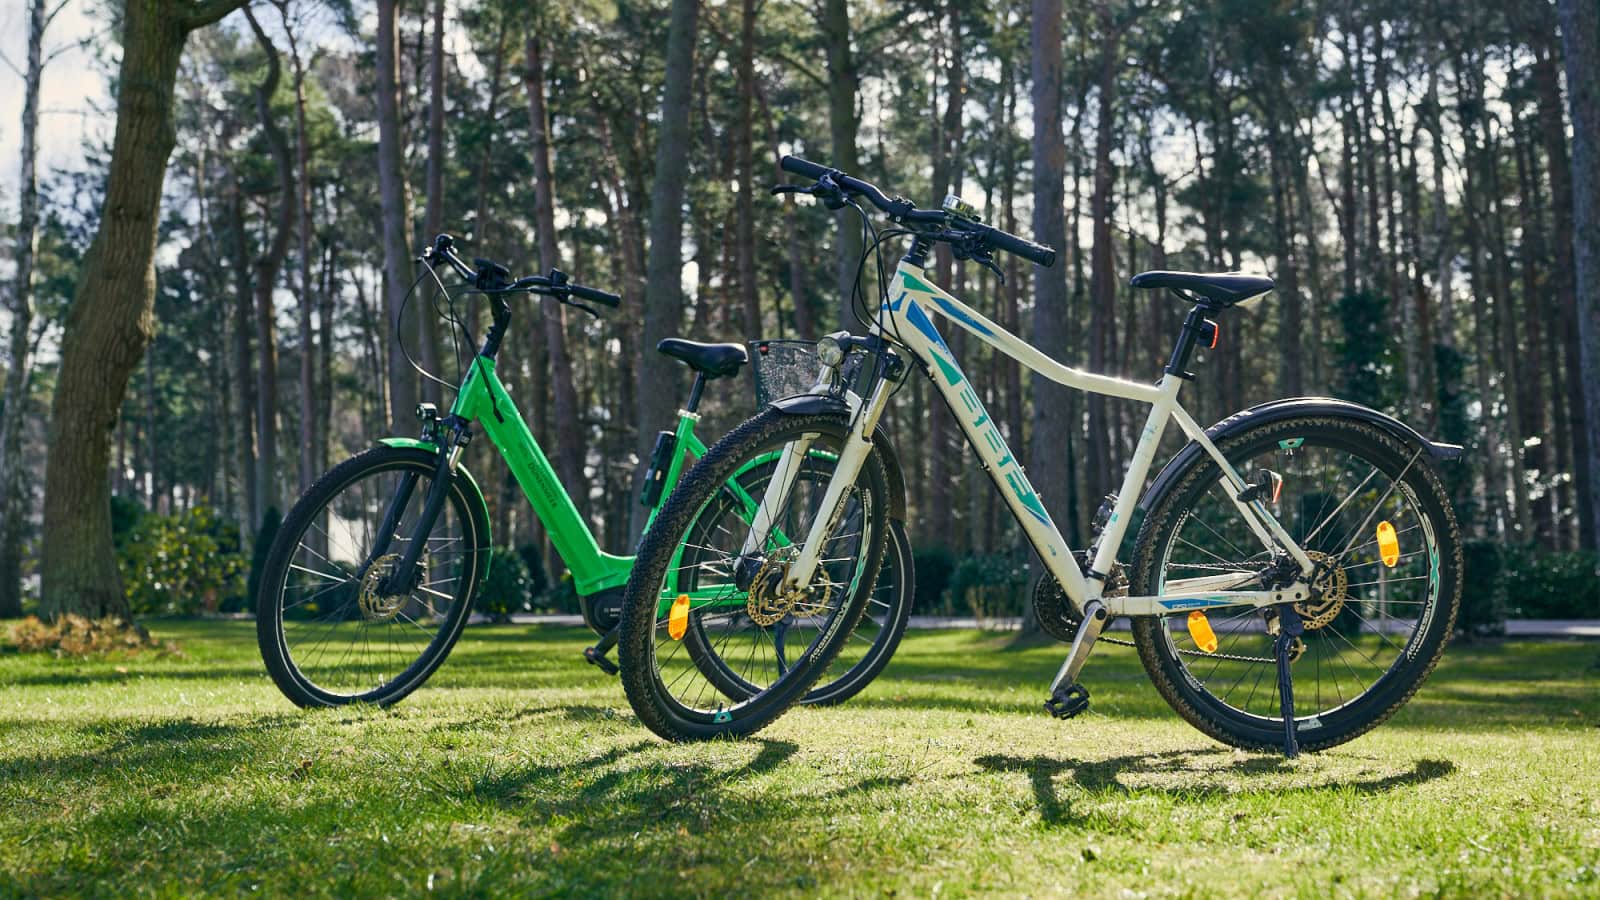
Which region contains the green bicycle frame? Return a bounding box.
[402,353,792,608]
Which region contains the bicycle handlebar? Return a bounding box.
[425,234,621,309]
[778,155,1057,268]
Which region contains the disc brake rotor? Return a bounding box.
[359,553,421,623]
[1294,551,1347,631]
[746,548,835,626]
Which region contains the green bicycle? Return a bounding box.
[255,234,914,708]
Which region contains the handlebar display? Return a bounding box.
[778,155,1056,269]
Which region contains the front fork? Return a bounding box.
[764,373,896,592]
[369,410,470,595]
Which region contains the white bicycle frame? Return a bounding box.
[764,258,1316,617]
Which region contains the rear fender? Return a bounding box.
[1125,397,1465,557]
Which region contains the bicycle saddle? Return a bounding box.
[1129,270,1274,307]
[657,338,749,379]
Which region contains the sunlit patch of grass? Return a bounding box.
[1,620,1597,896]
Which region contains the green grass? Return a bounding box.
[2,621,1598,897]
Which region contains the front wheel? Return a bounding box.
[618,409,891,741]
[1128,414,1461,753]
[256,445,488,708]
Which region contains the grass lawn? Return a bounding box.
[1,621,1598,897]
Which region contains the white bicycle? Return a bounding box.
[618,157,1463,756]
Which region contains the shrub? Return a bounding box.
[1502,549,1600,619]
[1458,539,1508,636]
[949,553,1029,621]
[912,545,956,615]
[475,546,534,623]
[118,506,247,617]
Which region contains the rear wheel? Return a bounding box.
[1129,415,1461,752]
[256,446,487,708]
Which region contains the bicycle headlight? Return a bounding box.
[816,335,846,368]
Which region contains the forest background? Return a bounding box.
[2,0,1598,630]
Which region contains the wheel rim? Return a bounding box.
[651,430,878,722]
[1153,434,1444,726]
[273,462,473,700]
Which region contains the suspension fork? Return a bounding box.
[785,368,895,589]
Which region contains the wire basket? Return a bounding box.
[748,339,865,408]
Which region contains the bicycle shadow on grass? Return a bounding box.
[974,748,1454,827]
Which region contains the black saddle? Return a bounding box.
[1130,270,1274,307]
[656,338,749,379]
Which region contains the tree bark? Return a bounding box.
[1532,22,1595,550]
[1558,0,1600,552]
[245,7,293,521]
[632,0,698,535]
[734,0,759,335]
[417,0,445,406]
[0,0,49,618]
[1085,3,1119,504]
[820,0,863,328]
[1025,0,1072,632]
[279,5,318,496]
[525,32,585,514]
[39,0,244,620]
[377,0,417,433]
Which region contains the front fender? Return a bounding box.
[767,394,908,520]
[378,437,493,587]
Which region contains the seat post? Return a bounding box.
[1164,305,1213,380]
[683,373,708,414]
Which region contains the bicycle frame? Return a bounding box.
[444,353,803,606]
[776,258,1316,617]
[445,355,713,596]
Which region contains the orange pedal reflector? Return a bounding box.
[1377,520,1400,567]
[668,594,691,640]
[1187,611,1218,653]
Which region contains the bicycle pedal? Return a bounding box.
[1045,683,1091,720]
[584,646,620,676]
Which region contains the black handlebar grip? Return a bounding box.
[570,284,622,308]
[779,155,832,180]
[986,227,1057,268]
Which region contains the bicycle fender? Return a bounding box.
[767,395,908,521]
[378,437,493,585]
[1130,397,1464,554]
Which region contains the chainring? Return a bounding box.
[1031,554,1126,643]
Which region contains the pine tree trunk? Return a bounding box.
[1533,25,1595,550]
[820,0,863,328]
[633,0,698,535]
[1024,0,1071,633]
[39,0,243,620]
[1557,0,1600,553]
[245,7,293,521]
[734,0,759,335]
[1085,4,1119,504]
[285,20,318,497]
[377,0,417,434]
[0,0,48,618]
[417,0,445,406]
[526,33,585,515]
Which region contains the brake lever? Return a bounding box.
[973,253,1005,285]
[562,297,603,319]
[769,184,807,196]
